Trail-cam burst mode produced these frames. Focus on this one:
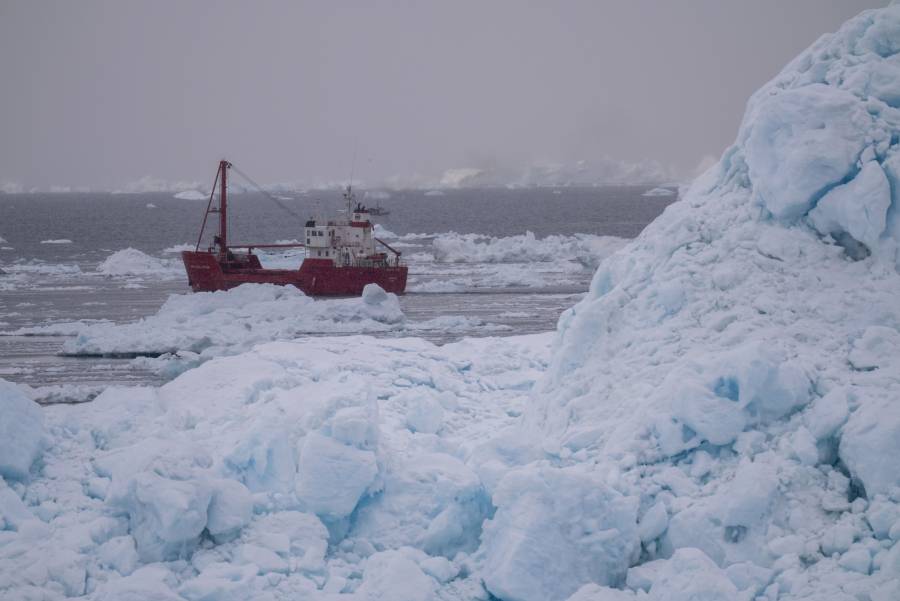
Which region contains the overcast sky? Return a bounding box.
[0,0,882,189]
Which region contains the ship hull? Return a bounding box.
[182,252,408,296]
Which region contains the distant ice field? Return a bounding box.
[0,186,673,393]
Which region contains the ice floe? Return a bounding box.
[96,248,181,277]
[61,283,405,357]
[641,187,676,197]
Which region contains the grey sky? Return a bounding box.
[0,0,882,189]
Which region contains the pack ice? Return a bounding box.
[2,5,900,601]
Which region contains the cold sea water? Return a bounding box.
[0,186,674,395]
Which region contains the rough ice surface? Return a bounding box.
[4,5,900,601]
[0,333,550,599]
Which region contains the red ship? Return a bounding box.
[182,160,407,295]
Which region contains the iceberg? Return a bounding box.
[518,5,900,600]
[173,189,207,200]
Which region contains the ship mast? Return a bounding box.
[218,160,230,260]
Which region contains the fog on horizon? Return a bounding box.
[0,0,882,190]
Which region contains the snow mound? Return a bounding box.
[62,283,405,357]
[173,190,207,200]
[515,5,900,600]
[97,248,180,277]
[0,379,44,481]
[40,239,72,244]
[642,187,676,197]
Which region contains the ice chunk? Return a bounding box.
[295,431,378,521]
[0,379,44,481]
[566,583,636,600]
[848,325,900,371]
[419,556,458,583]
[839,545,872,574]
[97,535,139,576]
[405,393,444,434]
[840,396,900,497]
[743,85,870,221]
[482,466,639,601]
[709,344,811,426]
[0,478,35,529]
[206,479,253,542]
[804,389,849,440]
[224,428,297,494]
[646,548,738,600]
[242,511,328,572]
[355,549,435,601]
[718,461,779,529]
[107,471,212,561]
[90,565,184,601]
[866,497,900,539]
[179,563,257,601]
[790,426,819,466]
[326,406,379,449]
[808,160,891,250]
[638,501,669,543]
[233,543,288,574]
[351,451,490,557]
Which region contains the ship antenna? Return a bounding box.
[345,140,359,217]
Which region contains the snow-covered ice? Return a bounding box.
[3,5,900,601]
[40,239,73,244]
[96,248,181,278]
[0,332,550,599]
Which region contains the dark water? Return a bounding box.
[0,186,668,258]
[0,186,674,393]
